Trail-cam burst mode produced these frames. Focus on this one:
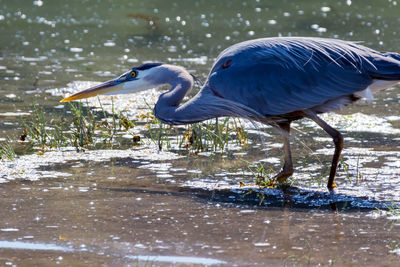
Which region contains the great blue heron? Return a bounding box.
[61,37,400,190]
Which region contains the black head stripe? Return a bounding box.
[134,62,165,71]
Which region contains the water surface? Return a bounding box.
[1,0,400,266]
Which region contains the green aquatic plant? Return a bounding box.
[246,161,276,188]
[23,104,69,149]
[256,192,266,206]
[180,117,248,152]
[283,239,313,267]
[0,140,16,160]
[232,118,248,146]
[118,112,135,130]
[137,102,249,152]
[24,104,49,148]
[340,156,363,185]
[388,240,400,253]
[305,170,328,188]
[147,120,171,150]
[69,101,95,148]
[97,98,118,147]
[68,99,137,149]
[341,159,352,183]
[355,154,364,184]
[373,201,400,229]
[384,201,400,217]
[139,110,169,150]
[22,98,249,153]
[22,100,138,151]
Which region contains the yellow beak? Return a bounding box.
[60,79,122,102]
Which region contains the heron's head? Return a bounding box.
[61,62,172,102]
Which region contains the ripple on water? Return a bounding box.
[0,112,30,116]
[0,241,73,252]
[126,255,226,266]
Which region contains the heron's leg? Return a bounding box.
[274,122,294,183]
[302,111,343,190]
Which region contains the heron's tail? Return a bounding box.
[368,52,400,80]
[385,52,400,61]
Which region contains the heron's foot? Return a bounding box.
[327,181,338,191]
[274,168,294,184]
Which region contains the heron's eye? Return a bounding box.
[130,71,137,78]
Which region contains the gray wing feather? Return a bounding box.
[207,37,400,115]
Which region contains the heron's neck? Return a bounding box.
[154,66,199,123]
[154,68,261,125]
[157,72,193,107]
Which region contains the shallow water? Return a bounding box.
[1,0,400,266]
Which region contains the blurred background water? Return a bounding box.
[2,0,400,89]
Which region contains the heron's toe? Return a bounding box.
[328,181,338,191]
[274,169,294,183]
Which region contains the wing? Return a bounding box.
[206,37,398,116]
[207,61,372,115]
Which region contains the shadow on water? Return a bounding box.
[34,155,394,212]
[102,184,389,213]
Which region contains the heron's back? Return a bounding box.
[215,37,400,79]
[206,37,400,116]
